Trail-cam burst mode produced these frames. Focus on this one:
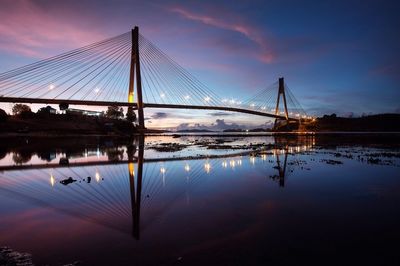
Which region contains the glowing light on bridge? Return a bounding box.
[204,96,211,102]
[128,92,134,103]
[184,95,190,100]
[261,106,266,110]
[94,87,100,94]
[48,84,55,90]
[250,103,255,108]
[160,93,165,98]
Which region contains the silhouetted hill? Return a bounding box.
[223,128,272,132]
[177,129,215,133]
[306,114,400,132]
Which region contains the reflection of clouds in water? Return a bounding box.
[0,147,295,238]
[3,141,398,244]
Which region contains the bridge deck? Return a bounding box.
[0,96,297,121]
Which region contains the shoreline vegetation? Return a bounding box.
[1,105,400,136]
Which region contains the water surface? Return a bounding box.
[0,134,399,265]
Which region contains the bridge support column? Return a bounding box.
[129,135,144,239]
[274,77,289,130]
[129,26,145,130]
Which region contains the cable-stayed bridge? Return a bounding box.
[0,26,309,129]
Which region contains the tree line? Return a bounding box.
[0,103,137,123]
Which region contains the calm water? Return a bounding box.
[0,134,399,265]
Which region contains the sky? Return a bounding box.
[0,0,399,130]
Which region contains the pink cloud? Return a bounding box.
[168,6,275,63]
[0,0,107,59]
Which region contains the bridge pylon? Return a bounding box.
[128,26,145,130]
[129,135,144,239]
[273,77,289,129]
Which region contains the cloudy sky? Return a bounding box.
[0,0,399,130]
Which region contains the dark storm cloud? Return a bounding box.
[208,111,235,117]
[151,112,169,119]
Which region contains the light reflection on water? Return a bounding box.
[0,135,315,167]
[0,134,400,265]
[0,146,299,238]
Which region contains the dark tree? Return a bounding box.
[126,144,137,161]
[12,151,33,165]
[12,104,31,116]
[37,106,55,115]
[126,107,136,123]
[106,106,124,119]
[106,148,124,161]
[59,102,69,111]
[0,108,7,122]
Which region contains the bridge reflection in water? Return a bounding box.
[0,136,314,239]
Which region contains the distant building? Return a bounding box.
[37,106,57,114]
[66,108,104,117]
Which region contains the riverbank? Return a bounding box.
[0,113,137,136]
[304,113,400,132]
[1,113,400,136]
